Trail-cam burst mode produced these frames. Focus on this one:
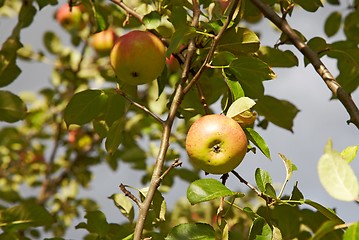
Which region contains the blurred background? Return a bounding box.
[1,1,358,238]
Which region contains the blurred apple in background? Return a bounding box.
[166,54,181,72]
[55,3,85,31]
[90,28,119,55]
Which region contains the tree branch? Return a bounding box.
[250,0,359,129]
[132,1,201,238]
[110,0,144,24]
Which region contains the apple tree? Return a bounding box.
[0,0,359,239]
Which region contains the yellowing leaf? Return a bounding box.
[226,97,256,126]
[341,145,358,163]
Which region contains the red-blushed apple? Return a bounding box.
[56,3,85,31]
[185,114,247,174]
[218,0,230,13]
[110,30,166,85]
[90,28,118,54]
[166,54,180,72]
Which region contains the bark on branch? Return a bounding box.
[250,0,359,129]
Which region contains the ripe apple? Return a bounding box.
[218,0,230,13]
[110,30,166,85]
[185,114,247,174]
[166,54,180,72]
[56,3,85,31]
[90,28,118,54]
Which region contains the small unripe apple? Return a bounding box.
[90,28,118,54]
[56,3,85,31]
[186,114,247,174]
[110,30,166,85]
[166,54,180,72]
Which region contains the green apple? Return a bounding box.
[110,30,166,85]
[55,3,85,31]
[90,28,118,54]
[186,114,247,174]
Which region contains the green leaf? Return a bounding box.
[105,117,125,153]
[255,168,272,193]
[311,220,341,240]
[0,37,23,87]
[0,90,27,123]
[341,145,358,163]
[166,223,216,240]
[258,46,298,67]
[255,95,299,132]
[228,57,274,98]
[169,6,188,29]
[343,222,359,240]
[248,217,272,240]
[143,11,162,29]
[294,0,323,12]
[0,201,54,228]
[325,11,342,37]
[304,199,345,224]
[43,31,63,54]
[278,153,297,182]
[244,128,271,159]
[108,193,134,222]
[18,2,37,28]
[305,37,328,66]
[344,11,359,43]
[218,27,260,54]
[64,89,108,126]
[187,178,240,205]
[318,150,359,201]
[75,210,109,236]
[103,92,128,127]
[223,73,244,102]
[270,205,300,238]
[265,183,277,199]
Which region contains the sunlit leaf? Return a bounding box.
[318,150,359,201]
[255,168,272,193]
[341,145,358,163]
[0,90,27,123]
[143,11,162,29]
[294,0,323,12]
[166,223,216,240]
[218,27,260,54]
[343,222,359,240]
[109,194,134,223]
[244,128,271,159]
[278,153,297,182]
[187,178,241,205]
[226,97,256,120]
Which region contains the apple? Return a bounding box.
[110,30,166,86]
[56,3,85,31]
[218,0,230,13]
[185,114,247,174]
[90,28,118,54]
[166,54,180,72]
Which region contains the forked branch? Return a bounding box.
[250,0,359,129]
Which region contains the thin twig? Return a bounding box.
[183,0,241,95]
[110,0,144,23]
[119,184,141,207]
[231,170,274,205]
[156,158,182,185]
[115,88,165,124]
[250,0,359,129]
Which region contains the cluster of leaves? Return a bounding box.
[0,0,358,239]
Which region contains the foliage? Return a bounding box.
[0,0,358,239]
